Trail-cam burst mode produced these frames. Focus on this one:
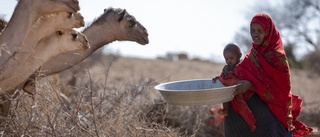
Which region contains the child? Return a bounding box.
[212,43,242,116]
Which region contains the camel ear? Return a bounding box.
[117,9,126,22]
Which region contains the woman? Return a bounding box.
[224,13,313,137]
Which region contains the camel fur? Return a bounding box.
[0,0,80,67]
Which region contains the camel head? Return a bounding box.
[49,11,85,28]
[87,7,149,46]
[37,11,85,30]
[51,28,90,52]
[36,28,90,57]
[113,8,149,45]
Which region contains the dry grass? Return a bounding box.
[1,72,181,136]
[0,54,319,136]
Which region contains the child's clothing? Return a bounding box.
[216,65,256,131]
[219,65,239,86]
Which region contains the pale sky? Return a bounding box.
[0,0,268,63]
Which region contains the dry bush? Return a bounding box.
[298,101,320,135]
[0,75,184,136]
[0,59,182,136]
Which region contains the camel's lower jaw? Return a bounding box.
[139,37,149,45]
[79,21,85,28]
[82,43,90,49]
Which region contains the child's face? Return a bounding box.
[250,23,265,45]
[223,51,240,66]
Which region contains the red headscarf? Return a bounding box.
[235,13,312,137]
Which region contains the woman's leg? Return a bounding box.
[224,93,292,137]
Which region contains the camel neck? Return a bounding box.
[0,1,34,66]
[83,25,116,52]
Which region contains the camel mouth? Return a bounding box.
[82,42,90,49]
[79,20,85,27]
[141,36,149,45]
[136,31,149,45]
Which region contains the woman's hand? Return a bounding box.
[232,80,252,97]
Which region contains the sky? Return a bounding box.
[0,0,268,63]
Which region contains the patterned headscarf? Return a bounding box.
[235,13,312,137]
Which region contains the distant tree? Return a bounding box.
[304,49,320,75]
[285,43,304,68]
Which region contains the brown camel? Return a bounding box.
[0,28,89,119]
[0,0,80,67]
[0,11,85,81]
[39,7,149,75]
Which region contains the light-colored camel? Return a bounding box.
[0,28,89,119]
[0,28,89,94]
[39,7,149,75]
[0,11,85,81]
[0,0,80,66]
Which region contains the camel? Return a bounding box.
[0,11,85,81]
[0,0,80,67]
[0,28,89,94]
[0,28,89,119]
[39,7,149,75]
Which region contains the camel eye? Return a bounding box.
[56,31,63,35]
[72,33,78,40]
[68,12,73,18]
[128,19,136,28]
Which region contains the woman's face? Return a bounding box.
[250,23,265,45]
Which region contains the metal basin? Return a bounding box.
[154,79,236,106]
